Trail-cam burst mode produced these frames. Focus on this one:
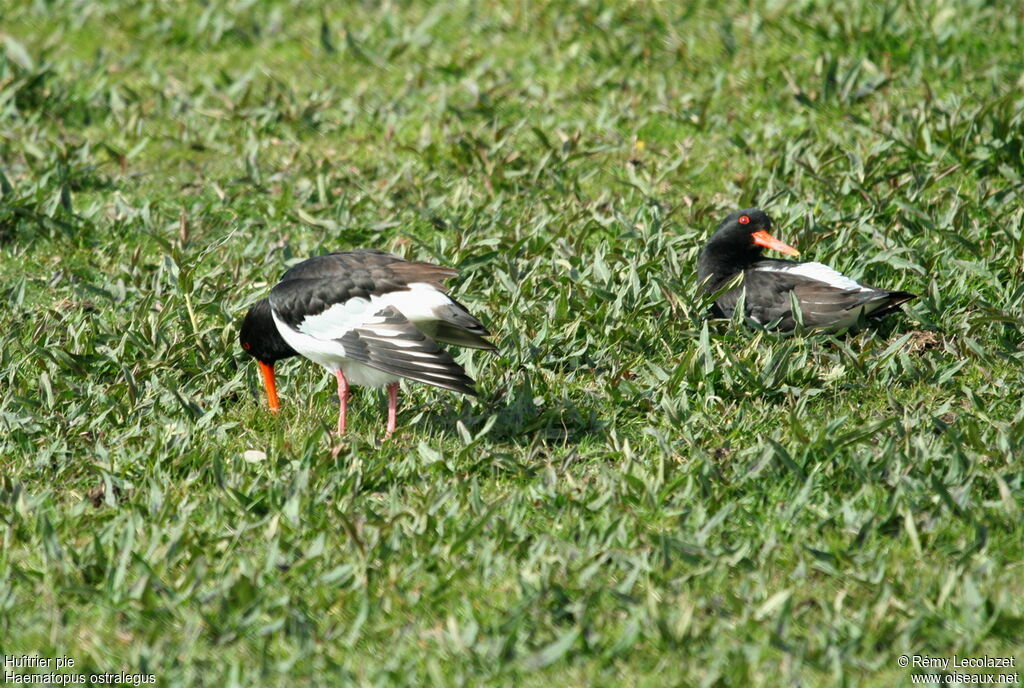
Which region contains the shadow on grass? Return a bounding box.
[391,380,604,450]
[469,378,605,446]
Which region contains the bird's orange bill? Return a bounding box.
[258,361,280,412]
[752,230,800,256]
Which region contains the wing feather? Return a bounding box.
[339,306,478,395]
[269,253,496,353]
[713,268,915,330]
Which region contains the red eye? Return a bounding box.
[242,342,252,350]
[739,215,750,225]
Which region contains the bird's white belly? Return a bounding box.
[340,361,399,387]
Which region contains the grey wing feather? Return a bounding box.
[418,297,497,351]
[717,270,914,330]
[339,306,479,395]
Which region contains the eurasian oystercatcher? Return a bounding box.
[240,249,495,439]
[697,209,916,331]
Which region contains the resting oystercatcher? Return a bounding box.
[239,249,495,438]
[697,209,916,331]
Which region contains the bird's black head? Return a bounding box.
[697,208,800,287]
[239,298,297,364]
[240,298,298,413]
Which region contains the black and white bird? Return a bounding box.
[697,209,916,331]
[239,249,495,439]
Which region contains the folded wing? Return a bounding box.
[338,306,478,395]
[715,267,915,330]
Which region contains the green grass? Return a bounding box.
[2,0,1023,685]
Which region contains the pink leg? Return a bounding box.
[335,369,349,435]
[385,382,399,439]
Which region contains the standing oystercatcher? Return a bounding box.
[697,209,916,331]
[239,249,495,439]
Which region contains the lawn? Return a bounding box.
[1,0,1023,686]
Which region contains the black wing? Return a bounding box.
[715,270,914,330]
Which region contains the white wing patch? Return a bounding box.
[269,281,476,388]
[296,296,374,340]
[753,262,871,292]
[271,309,351,371]
[270,282,458,372]
[292,282,453,341]
[376,282,454,323]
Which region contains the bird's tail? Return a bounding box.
[871,290,917,317]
